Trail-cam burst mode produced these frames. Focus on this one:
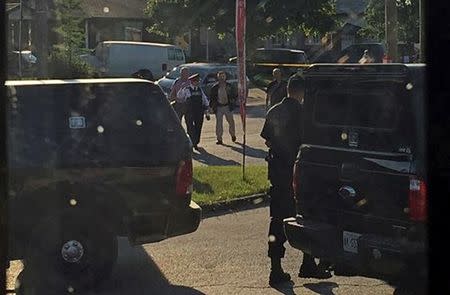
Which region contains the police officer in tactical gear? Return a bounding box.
[177,73,210,150]
[261,76,331,286]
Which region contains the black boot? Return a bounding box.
[298,254,332,279]
[269,257,291,286]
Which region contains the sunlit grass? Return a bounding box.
[192,165,269,205]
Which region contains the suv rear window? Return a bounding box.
[305,77,416,153]
[8,82,182,168]
[314,84,398,130]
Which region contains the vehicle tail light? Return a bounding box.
[176,159,193,197]
[292,164,300,199]
[162,63,168,72]
[409,177,427,222]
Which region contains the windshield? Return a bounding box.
[2,1,428,294]
[254,50,307,63]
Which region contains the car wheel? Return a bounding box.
[24,210,118,292]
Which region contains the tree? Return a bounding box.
[359,0,419,45]
[145,0,338,53]
[48,0,93,78]
[53,0,85,61]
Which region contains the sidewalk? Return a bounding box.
[184,88,268,167]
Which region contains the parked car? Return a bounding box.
[7,50,38,78]
[312,43,385,63]
[80,41,186,80]
[6,78,201,292]
[156,63,249,98]
[284,64,427,293]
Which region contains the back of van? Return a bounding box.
[105,42,185,79]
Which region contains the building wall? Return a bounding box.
[86,18,145,48]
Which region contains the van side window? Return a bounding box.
[168,48,185,61]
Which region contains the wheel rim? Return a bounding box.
[61,240,84,263]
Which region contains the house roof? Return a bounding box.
[336,0,367,15]
[6,3,20,12]
[79,0,148,19]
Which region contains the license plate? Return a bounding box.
[343,231,362,254]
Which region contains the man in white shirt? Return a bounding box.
[177,73,210,150]
[169,67,191,122]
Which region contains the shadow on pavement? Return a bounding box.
[303,282,338,295]
[193,147,240,166]
[272,280,298,295]
[90,238,206,295]
[222,143,267,160]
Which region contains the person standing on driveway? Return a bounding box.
[261,77,330,286]
[169,67,190,122]
[177,73,210,150]
[209,71,237,145]
[265,68,287,111]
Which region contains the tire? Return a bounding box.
[24,210,118,292]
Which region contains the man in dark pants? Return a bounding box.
[261,77,331,286]
[177,73,210,150]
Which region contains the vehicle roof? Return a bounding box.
[175,63,237,69]
[256,48,306,53]
[101,41,179,48]
[5,78,154,86]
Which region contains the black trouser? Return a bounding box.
[267,156,296,259]
[174,102,187,122]
[185,108,204,146]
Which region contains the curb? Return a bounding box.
[200,193,269,216]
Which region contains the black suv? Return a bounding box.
[284,64,427,291]
[6,79,201,292]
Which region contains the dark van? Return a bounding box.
[6,79,201,292]
[284,64,427,292]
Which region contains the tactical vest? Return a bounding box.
[187,87,203,112]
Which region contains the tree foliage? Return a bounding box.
[145,0,337,50]
[53,0,86,60]
[359,0,419,44]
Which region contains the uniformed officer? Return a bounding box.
[261,76,330,286]
[177,73,210,150]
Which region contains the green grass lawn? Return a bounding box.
[192,165,269,206]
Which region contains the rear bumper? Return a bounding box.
[127,201,202,245]
[284,216,427,279]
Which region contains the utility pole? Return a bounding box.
[385,0,398,62]
[206,27,210,62]
[19,0,23,77]
[419,0,425,63]
[33,0,49,77]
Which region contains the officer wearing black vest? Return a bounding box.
[261,76,331,286]
[177,73,210,150]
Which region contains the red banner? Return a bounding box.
[236,0,247,132]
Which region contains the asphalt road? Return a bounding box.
[7,207,396,294]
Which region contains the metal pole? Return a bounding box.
[385,0,398,62]
[206,27,209,62]
[243,125,246,180]
[419,0,425,63]
[18,0,23,77]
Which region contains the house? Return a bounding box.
[6,2,34,51]
[79,0,154,49]
[262,0,372,59]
